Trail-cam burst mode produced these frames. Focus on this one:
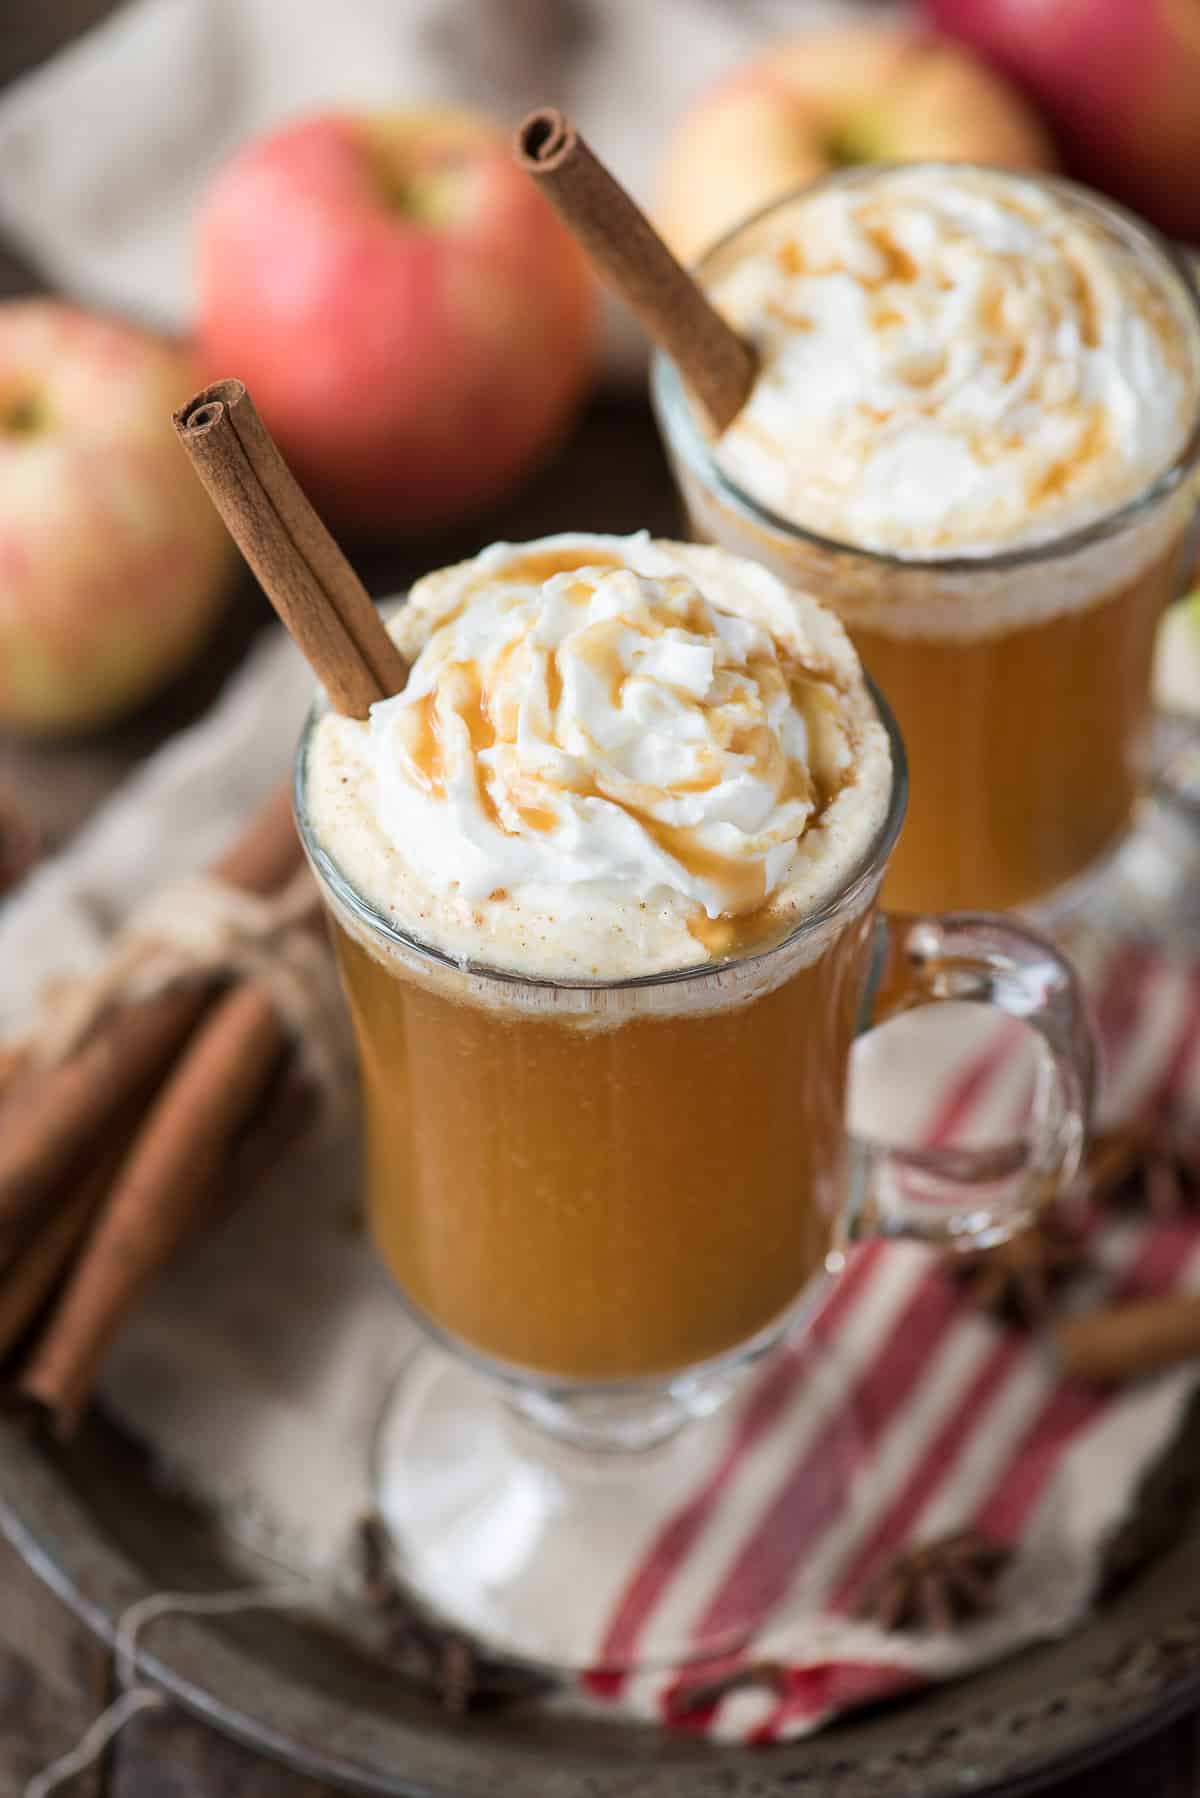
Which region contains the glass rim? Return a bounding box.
[294,673,908,995]
[651,161,1200,577]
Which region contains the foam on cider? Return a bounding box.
[304,534,892,1007]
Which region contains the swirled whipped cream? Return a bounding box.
[306,534,891,981]
[709,167,1199,557]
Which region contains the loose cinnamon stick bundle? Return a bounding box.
[213,782,303,892]
[220,1056,317,1210]
[0,782,301,1264]
[0,1177,105,1364]
[0,990,208,1268]
[21,979,286,1436]
[515,108,757,433]
[174,381,407,717]
[0,1123,138,1364]
[3,385,403,1435]
[1056,1294,1200,1386]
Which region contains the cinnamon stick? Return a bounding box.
[0,1125,136,1364]
[0,783,300,1262]
[0,1186,97,1364]
[1056,1294,1200,1385]
[0,987,208,1269]
[514,108,757,433]
[173,380,407,718]
[219,1055,318,1211]
[212,780,300,891]
[0,1042,29,1102]
[20,979,286,1436]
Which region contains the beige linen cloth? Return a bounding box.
[0,0,883,380]
[2,631,1200,1746]
[0,631,402,1570]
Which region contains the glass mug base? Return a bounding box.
[370,1321,867,1673]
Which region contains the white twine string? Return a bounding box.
[23,1690,165,1798]
[23,1582,315,1798]
[30,867,356,1132]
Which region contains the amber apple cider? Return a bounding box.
[333,900,876,1380]
[674,474,1192,915]
[303,533,893,1385]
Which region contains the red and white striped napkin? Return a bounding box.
[28,634,1195,1746]
[583,937,1200,1742]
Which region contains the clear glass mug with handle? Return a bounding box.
[295,678,1093,1673]
[651,167,1200,927]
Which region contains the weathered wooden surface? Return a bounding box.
[0,1534,110,1798]
[2,5,1200,1796]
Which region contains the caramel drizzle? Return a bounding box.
[491,545,623,585]
[759,203,1125,473]
[765,297,813,333]
[861,222,918,288]
[1026,405,1110,507]
[400,692,444,797]
[400,558,856,956]
[416,544,625,651]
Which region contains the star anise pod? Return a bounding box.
[945,1207,1086,1326]
[858,1530,1011,1633]
[1086,1119,1200,1220]
[354,1513,557,1713]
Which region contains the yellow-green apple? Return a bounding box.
[924,0,1200,241]
[0,301,233,735]
[656,23,1056,263]
[195,108,598,539]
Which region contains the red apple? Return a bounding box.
[656,24,1056,264]
[195,108,599,539]
[0,301,233,735]
[924,0,1200,241]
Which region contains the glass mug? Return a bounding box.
[652,169,1200,919]
[295,680,1094,1670]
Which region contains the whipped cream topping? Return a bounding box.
[306,535,891,982]
[708,167,1200,558]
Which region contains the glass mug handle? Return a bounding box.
[841,913,1095,1255]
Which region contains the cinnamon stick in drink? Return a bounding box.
[1056,1294,1200,1385]
[20,980,286,1436]
[515,108,756,433]
[174,380,407,717]
[0,782,301,1264]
